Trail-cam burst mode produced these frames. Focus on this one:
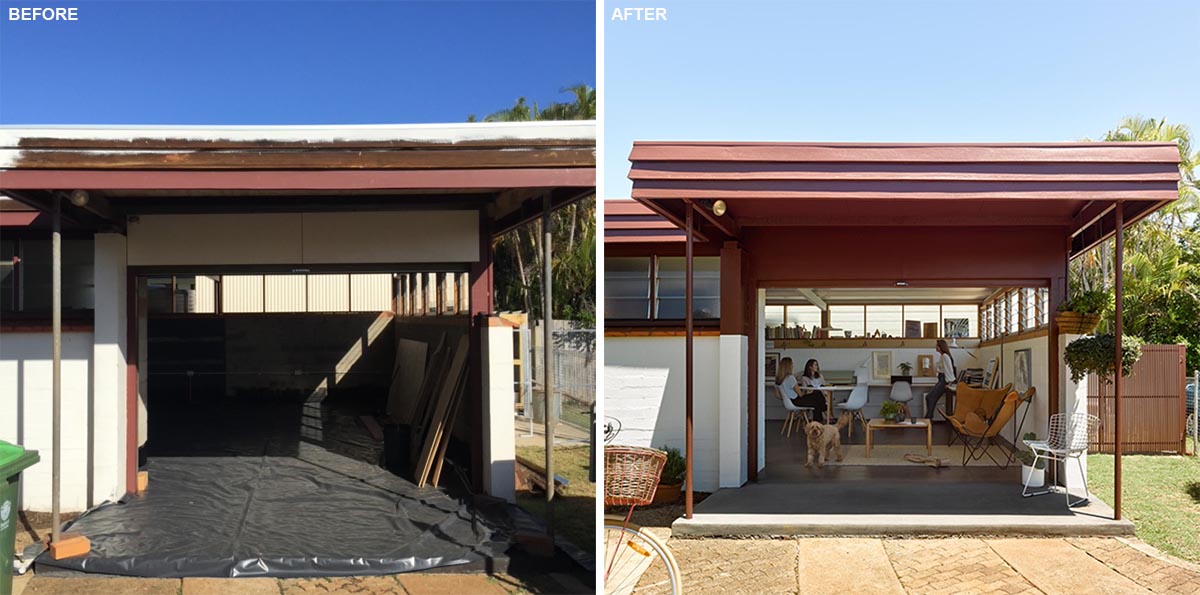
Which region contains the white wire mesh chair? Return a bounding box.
[1021,412,1100,508]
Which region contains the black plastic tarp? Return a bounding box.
[36,446,512,577]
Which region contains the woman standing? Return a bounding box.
[923,339,957,421]
[776,357,827,424]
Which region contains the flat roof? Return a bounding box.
[619,141,1182,256]
[0,121,596,233]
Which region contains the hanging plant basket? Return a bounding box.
[1064,334,1143,384]
[1055,311,1102,335]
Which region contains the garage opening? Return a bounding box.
[42,268,514,578]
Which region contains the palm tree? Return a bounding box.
[479,85,595,122]
[471,86,597,323]
[1076,116,1200,369]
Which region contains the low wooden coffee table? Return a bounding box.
[865,418,931,458]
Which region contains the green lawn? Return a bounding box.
[1089,453,1200,562]
[560,397,592,431]
[515,444,595,554]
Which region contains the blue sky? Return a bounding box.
[604,0,1200,197]
[0,0,595,125]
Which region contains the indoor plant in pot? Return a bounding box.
[879,400,905,423]
[1055,288,1111,335]
[653,445,686,505]
[1015,432,1046,487]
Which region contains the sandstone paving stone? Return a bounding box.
[661,538,798,594]
[182,577,281,595]
[279,575,405,595]
[796,538,903,595]
[882,538,1039,595]
[396,573,509,595]
[988,538,1151,595]
[22,576,180,595]
[1067,537,1200,594]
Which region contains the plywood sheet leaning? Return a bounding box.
[387,337,428,423]
[429,367,469,487]
[415,334,470,487]
[409,334,449,472]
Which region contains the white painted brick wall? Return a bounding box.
[605,336,722,491]
[0,332,94,511]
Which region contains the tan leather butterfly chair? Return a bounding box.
[946,386,1035,468]
[942,383,1012,447]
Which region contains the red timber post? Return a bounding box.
[125,274,139,495]
[1049,242,1068,424]
[469,208,493,493]
[684,203,695,519]
[1114,200,1125,520]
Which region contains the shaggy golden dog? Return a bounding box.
[804,414,851,468]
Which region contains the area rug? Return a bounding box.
[835,444,1006,467]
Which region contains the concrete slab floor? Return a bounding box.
[672,481,1133,537]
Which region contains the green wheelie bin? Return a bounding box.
[0,441,39,595]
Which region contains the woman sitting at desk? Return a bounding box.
[776,357,827,423]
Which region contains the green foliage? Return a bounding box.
[896,362,913,375]
[658,445,686,485]
[1058,288,1113,316]
[469,84,596,123]
[490,198,596,324]
[1014,432,1046,469]
[473,86,597,325]
[1072,116,1200,371]
[879,401,903,421]
[1064,334,1144,383]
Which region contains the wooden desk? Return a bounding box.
[865,418,932,458]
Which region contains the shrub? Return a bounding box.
[1014,432,1046,469]
[658,445,686,485]
[1058,289,1112,316]
[1064,334,1143,383]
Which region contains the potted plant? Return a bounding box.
[1064,334,1143,384]
[1015,432,1046,487]
[879,400,905,423]
[897,362,913,376]
[1055,289,1111,334]
[653,445,686,505]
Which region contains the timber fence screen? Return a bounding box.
[1088,344,1188,454]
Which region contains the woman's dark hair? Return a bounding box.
[936,339,956,374]
[802,359,820,379]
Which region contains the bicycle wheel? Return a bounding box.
[603,515,682,595]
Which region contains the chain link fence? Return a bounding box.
[516,321,595,432]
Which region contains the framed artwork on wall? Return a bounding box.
[871,351,892,381]
[765,352,780,380]
[944,318,970,338]
[916,354,935,377]
[905,320,922,338]
[1013,348,1032,393]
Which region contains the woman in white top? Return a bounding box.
[923,339,957,421]
[776,357,827,423]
